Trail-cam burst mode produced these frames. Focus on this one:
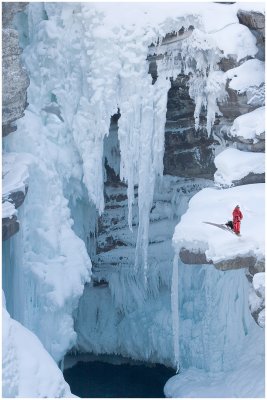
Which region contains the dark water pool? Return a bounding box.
[63,360,174,398]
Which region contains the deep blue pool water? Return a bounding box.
[63,360,174,398]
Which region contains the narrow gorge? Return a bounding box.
[2,2,265,398]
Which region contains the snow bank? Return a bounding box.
[2,201,17,219]
[173,183,265,263]
[214,147,265,186]
[2,152,33,198]
[164,321,264,398]
[230,106,265,141]
[2,306,73,398]
[212,23,257,61]
[226,59,265,93]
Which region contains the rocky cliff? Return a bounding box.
[2,2,30,240]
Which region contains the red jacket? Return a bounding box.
[233,207,243,222]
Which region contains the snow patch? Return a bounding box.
[2,306,73,398]
[230,106,265,141]
[214,147,265,186]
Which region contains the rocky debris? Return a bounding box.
[2,3,29,136]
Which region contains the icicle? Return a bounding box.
[171,253,180,373]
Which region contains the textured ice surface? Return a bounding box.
[164,322,264,398]
[214,148,265,186]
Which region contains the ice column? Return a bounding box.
[171,254,180,372]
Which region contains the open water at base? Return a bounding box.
[63,360,174,398]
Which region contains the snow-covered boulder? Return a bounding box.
[228,106,265,152]
[2,306,73,398]
[214,147,265,187]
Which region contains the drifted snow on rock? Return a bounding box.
[2,305,73,398]
[230,106,265,143]
[214,148,265,187]
[173,183,265,267]
[2,152,32,240]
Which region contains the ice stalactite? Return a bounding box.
[171,254,180,372]
[23,3,229,276]
[162,29,227,137]
[118,75,171,273]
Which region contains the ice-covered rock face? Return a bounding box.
[2,3,29,136]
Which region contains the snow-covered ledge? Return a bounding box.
[2,152,32,240]
[173,183,265,272]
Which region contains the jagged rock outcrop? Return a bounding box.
[2,216,19,241]
[237,9,265,60]
[179,247,264,272]
[2,3,30,241]
[2,2,29,136]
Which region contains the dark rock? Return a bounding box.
[180,248,212,265]
[237,10,265,36]
[214,255,258,271]
[232,172,265,186]
[218,86,255,120]
[237,10,265,61]
[4,187,28,209]
[2,216,19,241]
[179,247,262,272]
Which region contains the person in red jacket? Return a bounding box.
[233,205,243,236]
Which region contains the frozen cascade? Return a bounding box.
[18,2,231,274]
[171,254,180,372]
[3,2,263,389]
